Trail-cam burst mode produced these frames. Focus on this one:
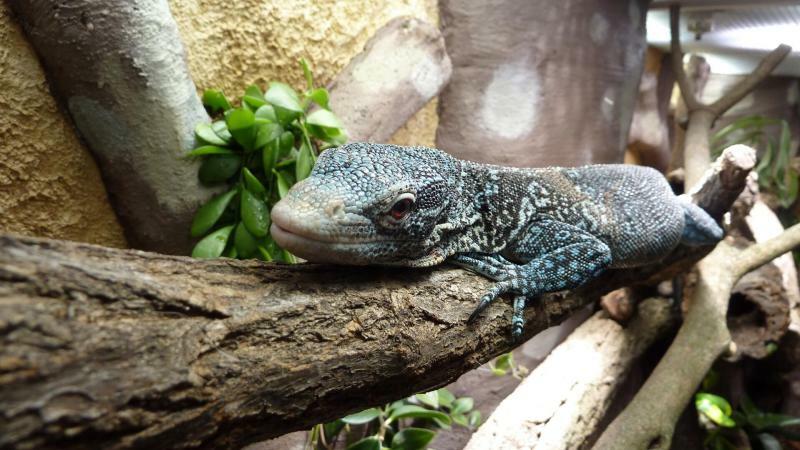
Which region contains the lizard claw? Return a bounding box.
[467,294,494,324]
[467,282,512,324]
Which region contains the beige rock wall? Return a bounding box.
[169,0,439,147]
[0,4,127,247]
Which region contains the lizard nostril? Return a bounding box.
[325,198,345,220]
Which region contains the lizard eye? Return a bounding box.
[388,193,415,220]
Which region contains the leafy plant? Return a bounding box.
[187,60,347,261]
[487,352,528,379]
[711,115,798,208]
[696,376,800,449]
[308,388,481,450]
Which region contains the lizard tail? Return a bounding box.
[680,202,724,246]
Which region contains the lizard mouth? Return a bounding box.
[270,201,384,264]
[271,221,401,265]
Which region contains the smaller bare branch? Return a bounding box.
[709,44,792,117]
[734,222,800,277]
[686,144,756,221]
[670,5,701,111]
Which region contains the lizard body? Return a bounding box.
[271,143,722,339]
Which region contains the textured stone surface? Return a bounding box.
[437,0,649,167]
[0,4,126,247]
[169,0,440,147]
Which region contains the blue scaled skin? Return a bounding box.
[270,143,723,341]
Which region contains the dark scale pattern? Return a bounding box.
[272,143,724,340]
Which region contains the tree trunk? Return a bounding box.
[436,0,650,167]
[7,0,213,254]
[0,231,713,450]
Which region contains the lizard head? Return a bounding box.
[270,142,457,266]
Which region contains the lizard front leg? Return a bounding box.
[452,220,612,341]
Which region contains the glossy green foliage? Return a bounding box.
[712,115,798,208]
[696,371,800,449]
[186,61,347,260]
[309,388,481,450]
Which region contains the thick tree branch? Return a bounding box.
[0,234,712,450]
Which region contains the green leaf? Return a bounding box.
[295,142,314,182]
[256,245,273,262]
[781,171,798,208]
[265,82,303,125]
[341,407,381,425]
[451,397,474,415]
[415,391,439,409]
[202,89,232,113]
[240,189,269,237]
[234,222,257,258]
[756,433,782,450]
[275,170,290,198]
[308,122,348,145]
[437,389,455,409]
[300,58,314,91]
[255,104,278,123]
[468,410,481,428]
[281,249,296,263]
[307,88,329,109]
[346,437,381,450]
[198,154,241,184]
[279,131,295,158]
[243,84,266,109]
[191,225,234,259]
[211,120,232,143]
[307,108,344,129]
[262,140,279,180]
[254,123,282,150]
[224,245,237,259]
[390,428,435,450]
[388,405,451,425]
[196,123,228,146]
[190,190,237,237]
[695,393,736,427]
[186,145,235,157]
[495,353,513,372]
[242,167,266,196]
[225,108,256,150]
[323,419,345,443]
[451,413,468,427]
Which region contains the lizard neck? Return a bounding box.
[441,160,536,256]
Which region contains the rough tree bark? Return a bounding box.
[0,143,751,450]
[7,0,214,255]
[326,17,451,143]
